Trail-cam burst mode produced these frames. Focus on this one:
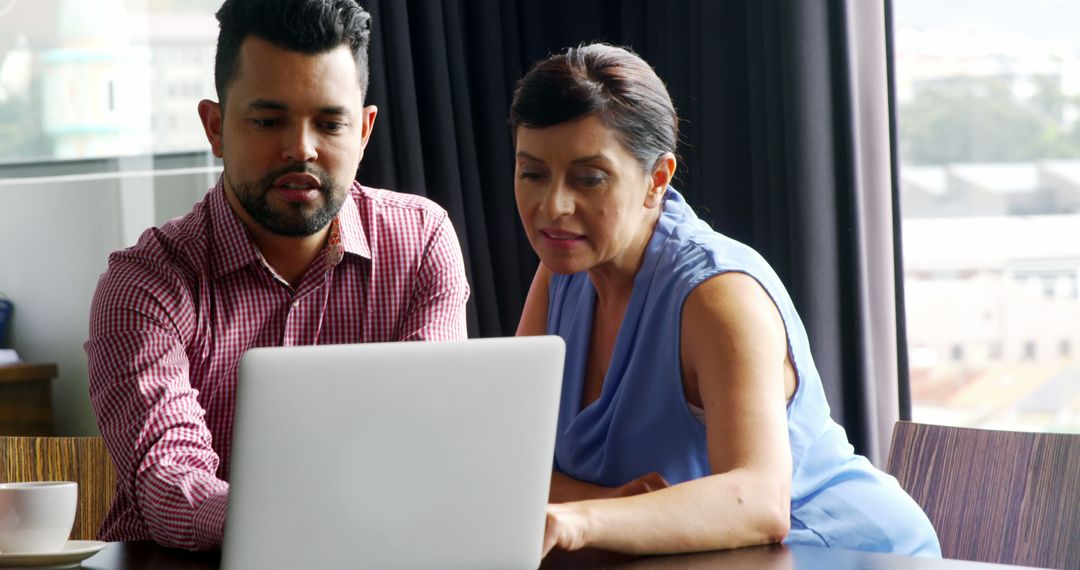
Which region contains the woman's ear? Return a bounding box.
[645,152,677,208]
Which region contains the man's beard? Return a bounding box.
[228,164,346,237]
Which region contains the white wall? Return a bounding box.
[0,167,218,434]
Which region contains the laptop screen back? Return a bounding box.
[222,336,564,569]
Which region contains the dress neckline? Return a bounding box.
[561,191,681,430]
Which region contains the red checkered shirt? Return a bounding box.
[85,179,469,549]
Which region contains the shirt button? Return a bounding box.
[292,300,300,308]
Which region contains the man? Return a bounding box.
[85,0,469,550]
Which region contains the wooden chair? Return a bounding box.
[0,436,117,541]
[886,421,1080,569]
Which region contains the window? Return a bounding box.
[0,0,222,166]
[895,0,1080,433]
[0,0,224,436]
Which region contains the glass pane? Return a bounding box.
[0,0,223,434]
[895,0,1080,432]
[0,0,221,165]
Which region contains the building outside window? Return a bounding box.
[896,0,1080,433]
[0,0,220,166]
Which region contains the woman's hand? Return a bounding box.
[550,471,670,502]
[542,473,670,557]
[542,503,590,556]
[612,472,669,498]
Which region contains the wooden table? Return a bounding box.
[0,362,56,435]
[78,541,1038,569]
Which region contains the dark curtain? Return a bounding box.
[357,0,877,454]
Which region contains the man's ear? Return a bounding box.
[358,104,378,153]
[198,99,225,158]
[645,152,677,209]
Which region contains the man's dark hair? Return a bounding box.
[508,43,679,172]
[213,0,372,107]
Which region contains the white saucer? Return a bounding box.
[0,540,107,569]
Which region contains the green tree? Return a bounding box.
[0,77,52,163]
[899,75,1080,165]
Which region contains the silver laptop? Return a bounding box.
[222,336,564,569]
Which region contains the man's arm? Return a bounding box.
[399,214,469,341]
[86,258,228,550]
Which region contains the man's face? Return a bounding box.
[200,36,376,237]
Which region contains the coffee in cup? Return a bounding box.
[0,481,77,554]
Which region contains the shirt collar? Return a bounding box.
[209,177,372,280]
[334,181,371,260]
[209,177,264,280]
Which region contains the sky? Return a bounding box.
[894,0,1080,50]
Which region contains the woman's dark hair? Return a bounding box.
[213,0,372,107]
[509,43,679,172]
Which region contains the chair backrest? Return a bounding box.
[886,421,1080,569]
[0,436,117,541]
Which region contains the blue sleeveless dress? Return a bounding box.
[546,189,940,556]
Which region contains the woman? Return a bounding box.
[511,44,941,557]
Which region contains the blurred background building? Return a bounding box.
[896,0,1080,433]
[0,0,217,164]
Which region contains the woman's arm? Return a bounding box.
[544,272,793,555]
[516,264,552,336]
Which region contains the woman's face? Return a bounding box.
[515,115,665,276]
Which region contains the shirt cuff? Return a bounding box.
[192,489,229,549]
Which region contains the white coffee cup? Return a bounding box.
[0,482,77,554]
